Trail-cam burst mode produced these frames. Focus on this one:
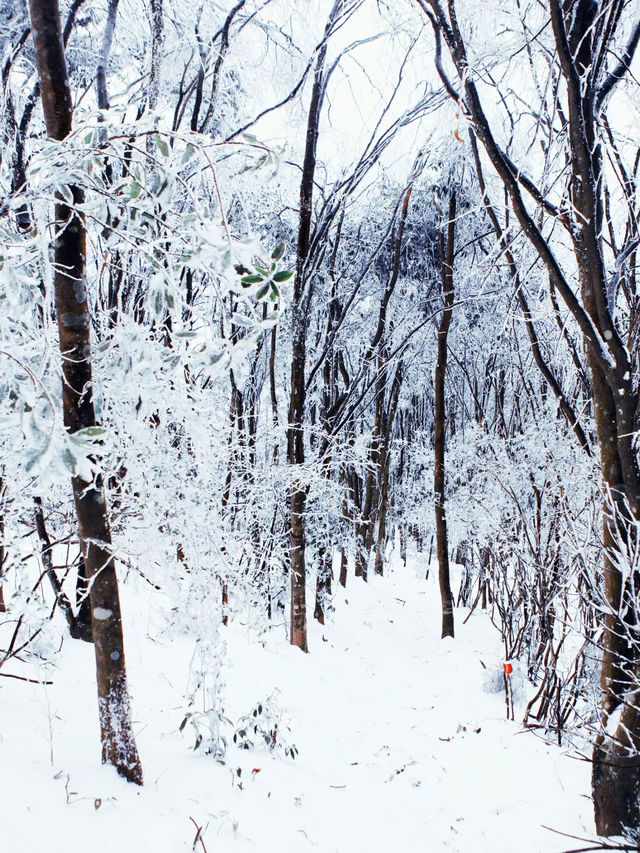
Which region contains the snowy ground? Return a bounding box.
[1,556,595,852]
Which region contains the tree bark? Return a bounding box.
[434,190,456,639]
[27,0,142,784]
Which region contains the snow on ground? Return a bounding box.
[1,555,595,852]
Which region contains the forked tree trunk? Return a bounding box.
[27,0,142,784]
[434,191,456,639]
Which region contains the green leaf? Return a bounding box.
[270,283,280,301]
[254,266,269,277]
[75,426,106,439]
[181,143,196,165]
[61,447,77,476]
[130,180,142,199]
[155,135,169,157]
[256,283,269,300]
[271,242,286,261]
[241,274,264,286]
[272,270,294,283]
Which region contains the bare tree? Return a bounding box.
[416,0,640,837]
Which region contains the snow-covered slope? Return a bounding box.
[0,557,594,852]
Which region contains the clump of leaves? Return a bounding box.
[236,242,294,303]
[232,693,298,760]
[180,691,298,761]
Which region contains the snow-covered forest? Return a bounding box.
[1,0,640,849]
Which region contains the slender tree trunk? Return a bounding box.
[374,363,402,576]
[289,308,309,650]
[96,0,120,110]
[27,0,142,784]
[287,1,343,650]
[338,547,348,588]
[434,190,456,639]
[313,549,332,625]
[147,0,163,114]
[0,476,6,613]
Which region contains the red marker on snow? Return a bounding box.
[503,662,513,675]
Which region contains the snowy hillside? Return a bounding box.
[1,557,593,852]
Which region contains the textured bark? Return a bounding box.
[434,191,456,639]
[28,0,142,784]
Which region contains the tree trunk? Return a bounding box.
[28,0,142,784]
[338,548,348,588]
[287,1,343,651]
[434,190,456,639]
[374,362,403,576]
[96,0,120,110]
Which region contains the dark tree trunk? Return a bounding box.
[313,550,332,626]
[374,362,403,576]
[287,1,343,651]
[338,548,348,588]
[434,191,456,639]
[27,0,142,785]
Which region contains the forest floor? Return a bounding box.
[1,553,596,852]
